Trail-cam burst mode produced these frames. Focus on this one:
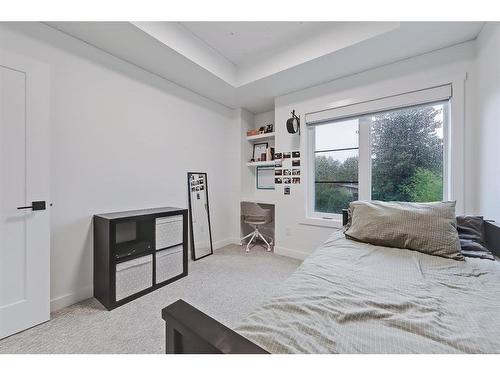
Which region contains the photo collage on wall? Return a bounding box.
[274,150,300,194]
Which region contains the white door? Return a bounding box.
[0,50,50,339]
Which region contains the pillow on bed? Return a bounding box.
[457,215,495,261]
[345,200,464,260]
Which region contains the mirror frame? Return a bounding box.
[187,172,214,261]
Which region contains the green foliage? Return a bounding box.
[315,156,358,214]
[403,167,443,202]
[371,105,443,202]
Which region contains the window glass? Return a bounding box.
[370,102,445,202]
[314,119,359,214]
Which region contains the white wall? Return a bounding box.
[0,23,240,311]
[271,42,478,259]
[476,23,500,222]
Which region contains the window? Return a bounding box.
[314,119,359,214]
[309,99,448,217]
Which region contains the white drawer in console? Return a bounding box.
[156,245,183,284]
[115,255,152,301]
[155,215,183,250]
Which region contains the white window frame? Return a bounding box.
[301,78,465,228]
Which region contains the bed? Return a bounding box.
[161,220,500,354]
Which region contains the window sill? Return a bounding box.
[299,217,343,229]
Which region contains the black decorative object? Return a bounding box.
[286,110,300,134]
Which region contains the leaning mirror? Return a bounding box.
[187,172,214,260]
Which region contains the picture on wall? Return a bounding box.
[274,152,282,159]
[275,159,282,167]
[283,169,291,176]
[292,151,300,158]
[292,177,300,184]
[284,186,290,195]
[283,152,291,159]
[275,169,283,176]
[292,159,300,167]
[283,177,291,184]
[275,177,282,184]
[292,169,300,175]
[253,142,268,161]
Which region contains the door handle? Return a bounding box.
[17,201,46,211]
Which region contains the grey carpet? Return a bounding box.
[0,244,301,354]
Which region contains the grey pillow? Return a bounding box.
[345,200,464,261]
[456,216,495,261]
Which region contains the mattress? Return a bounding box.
[235,230,500,353]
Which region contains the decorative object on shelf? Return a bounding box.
[187,172,214,261]
[286,110,300,134]
[246,129,260,137]
[265,124,274,133]
[292,159,300,167]
[253,142,268,161]
[292,151,300,158]
[256,166,275,190]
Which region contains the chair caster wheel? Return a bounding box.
[267,247,271,252]
[245,249,250,253]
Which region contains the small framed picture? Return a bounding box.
[253,142,268,161]
[274,152,282,159]
[292,169,300,175]
[196,186,200,191]
[275,177,282,184]
[283,152,291,159]
[284,186,290,195]
[200,185,204,190]
[274,159,282,167]
[283,177,291,184]
[283,169,291,176]
[292,151,300,158]
[292,177,300,184]
[292,159,300,167]
[265,124,273,133]
[275,169,283,176]
[191,187,196,192]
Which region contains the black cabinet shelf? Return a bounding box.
[93,207,188,310]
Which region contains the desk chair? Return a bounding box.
[240,201,273,253]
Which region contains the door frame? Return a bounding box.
[0,48,50,339]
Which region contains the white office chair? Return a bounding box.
[240,201,273,253]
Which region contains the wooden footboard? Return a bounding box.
[161,299,268,354]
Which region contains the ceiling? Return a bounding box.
[46,22,484,113]
[179,22,337,65]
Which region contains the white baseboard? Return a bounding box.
[274,246,309,260]
[50,285,93,312]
